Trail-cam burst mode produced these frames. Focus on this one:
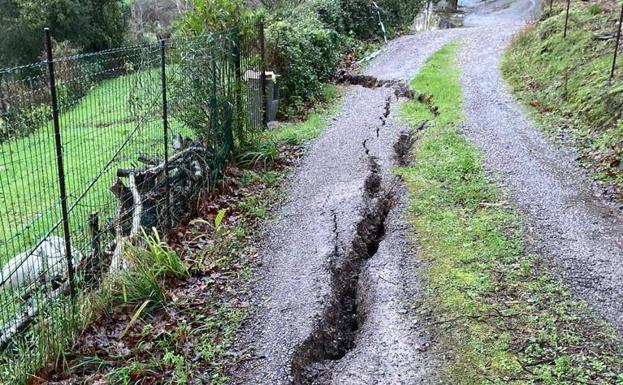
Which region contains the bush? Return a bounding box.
[265,0,423,117]
[342,0,424,40]
[0,104,49,142]
[176,0,249,35]
[341,0,381,40]
[174,0,259,150]
[176,0,425,120]
[266,0,345,117]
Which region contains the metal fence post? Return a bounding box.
[233,29,244,135]
[563,0,571,38]
[610,2,623,81]
[259,20,267,127]
[160,39,171,230]
[45,28,75,299]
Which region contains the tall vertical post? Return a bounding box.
[610,2,623,81]
[45,28,75,299]
[563,0,571,39]
[233,29,244,135]
[259,20,267,128]
[160,39,171,230]
[550,0,553,14]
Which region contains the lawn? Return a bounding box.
[0,66,193,327]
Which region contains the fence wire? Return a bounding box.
[0,21,265,382]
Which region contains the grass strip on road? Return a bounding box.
[398,42,623,385]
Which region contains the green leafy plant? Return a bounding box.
[266,13,343,117]
[176,0,250,35]
[191,208,229,237]
[105,229,188,306]
[235,139,279,168]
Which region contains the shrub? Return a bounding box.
[341,0,381,40]
[0,104,49,142]
[265,0,424,117]
[177,0,249,35]
[266,1,344,117]
[341,0,423,40]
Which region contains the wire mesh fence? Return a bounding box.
[0,20,266,382]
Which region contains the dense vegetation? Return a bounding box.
[175,0,425,118]
[400,42,623,385]
[261,0,424,117]
[0,0,127,67]
[503,0,623,188]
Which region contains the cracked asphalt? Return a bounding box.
[232,0,623,383]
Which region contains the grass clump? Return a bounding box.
[399,42,623,384]
[502,1,623,187]
[267,84,343,145]
[235,83,343,168]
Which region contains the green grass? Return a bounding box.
[502,1,623,187]
[0,228,190,384]
[0,69,196,378]
[234,83,343,169]
[5,81,344,385]
[267,84,343,145]
[398,42,623,384]
[0,68,192,266]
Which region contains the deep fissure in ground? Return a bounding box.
[290,160,393,385]
[290,92,414,384]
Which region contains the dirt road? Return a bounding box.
[233,0,623,383]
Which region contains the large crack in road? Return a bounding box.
[290,154,394,384]
[289,91,440,385]
[232,71,448,383]
[232,1,623,382]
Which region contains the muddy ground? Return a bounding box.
[231,0,623,384]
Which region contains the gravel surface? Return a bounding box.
[458,27,623,331]
[329,191,441,385]
[462,0,539,27]
[232,0,623,383]
[232,30,458,384]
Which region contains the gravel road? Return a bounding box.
[459,27,623,331]
[233,30,459,385]
[232,0,623,383]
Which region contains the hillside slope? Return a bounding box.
[503,1,623,193]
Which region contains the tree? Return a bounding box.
[0,0,128,67]
[127,0,193,43]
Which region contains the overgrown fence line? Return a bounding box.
[0,21,266,382]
